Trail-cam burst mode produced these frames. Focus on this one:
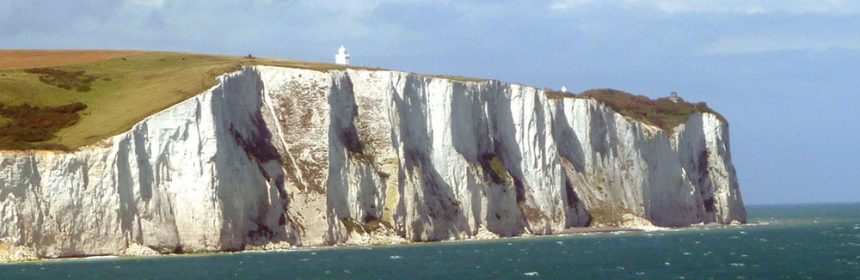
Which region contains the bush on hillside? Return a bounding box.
[0,102,87,149]
[24,68,97,92]
[579,89,725,132]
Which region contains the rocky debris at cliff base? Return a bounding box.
[0,242,39,263]
[559,227,643,234]
[589,214,665,232]
[619,214,665,231]
[245,241,293,251]
[470,225,501,240]
[345,226,410,246]
[120,243,160,257]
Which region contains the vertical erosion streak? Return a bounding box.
[673,113,714,225]
[210,67,292,249]
[708,117,747,223]
[394,75,466,241]
[450,83,495,233]
[550,101,590,227]
[486,83,533,228]
[325,71,358,234]
[325,71,390,241]
[448,81,530,236]
[132,124,153,201]
[115,136,139,243]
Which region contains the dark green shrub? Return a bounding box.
[0,102,87,150]
[24,68,97,92]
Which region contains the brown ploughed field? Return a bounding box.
[0,50,138,70]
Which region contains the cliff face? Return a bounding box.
[0,66,745,259]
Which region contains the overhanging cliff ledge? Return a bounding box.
[0,52,746,261]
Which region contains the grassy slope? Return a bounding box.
[0,50,722,150]
[0,51,375,149]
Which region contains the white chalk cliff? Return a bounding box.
[0,66,746,259]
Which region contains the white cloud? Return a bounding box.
[702,33,860,55]
[549,0,594,11]
[126,0,167,9]
[645,0,858,15]
[549,0,860,14]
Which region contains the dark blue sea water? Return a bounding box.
[1,204,858,279]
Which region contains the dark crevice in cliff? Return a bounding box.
[563,178,581,210]
[698,149,715,213]
[115,137,139,244]
[132,124,154,200]
[338,117,364,155]
[357,166,381,223]
[227,117,281,164]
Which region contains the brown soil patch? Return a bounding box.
[0,50,138,70]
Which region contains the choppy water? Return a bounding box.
[2,204,859,279]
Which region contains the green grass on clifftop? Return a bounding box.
[581,89,725,133]
[0,51,376,150]
[0,50,723,151]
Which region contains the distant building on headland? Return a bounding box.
[669,91,681,103]
[335,45,350,65]
[561,85,567,92]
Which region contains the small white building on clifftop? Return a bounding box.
[335,45,350,65]
[669,91,681,103]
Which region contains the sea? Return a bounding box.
[1,203,858,279]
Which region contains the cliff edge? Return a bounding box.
[0,66,745,260]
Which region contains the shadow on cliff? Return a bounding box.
[449,82,528,236]
[551,101,591,227]
[673,113,718,224]
[114,123,183,252]
[325,72,385,241]
[393,75,469,241]
[211,67,299,250]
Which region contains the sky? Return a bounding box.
[1,0,858,205]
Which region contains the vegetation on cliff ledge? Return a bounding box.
[547,88,726,133]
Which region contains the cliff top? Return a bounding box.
[547,88,726,133]
[0,50,385,150]
[0,50,723,150]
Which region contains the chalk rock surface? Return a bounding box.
[0,66,745,259]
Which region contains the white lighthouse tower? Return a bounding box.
[335,45,350,65]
